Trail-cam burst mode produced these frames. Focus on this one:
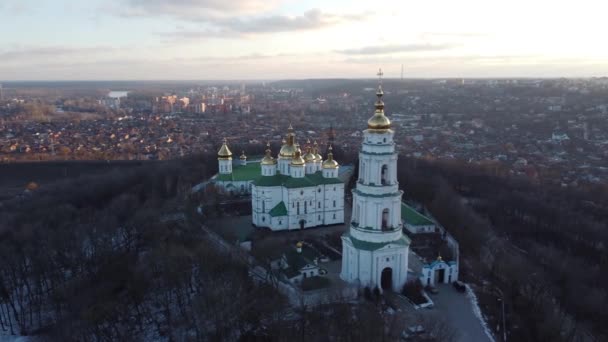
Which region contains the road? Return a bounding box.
[385,283,493,342]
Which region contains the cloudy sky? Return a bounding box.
[1,0,607,80]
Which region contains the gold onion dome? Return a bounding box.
[217,138,232,159]
[261,142,276,165]
[367,86,391,131]
[303,140,315,163]
[279,128,297,158]
[322,145,339,169]
[313,141,323,161]
[291,148,305,166]
[240,150,247,160]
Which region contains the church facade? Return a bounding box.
[341,76,411,292]
[250,127,344,230]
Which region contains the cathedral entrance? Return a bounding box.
[381,267,393,291]
[299,219,306,230]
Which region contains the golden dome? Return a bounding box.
[240,151,247,160]
[322,145,339,169]
[303,140,315,163]
[367,87,391,131]
[313,141,323,161]
[291,148,305,166]
[261,142,277,165]
[296,241,303,248]
[279,143,295,158]
[368,69,391,132]
[217,138,232,159]
[279,124,298,158]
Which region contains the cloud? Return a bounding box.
[0,46,117,61]
[119,0,281,19]
[218,9,352,33]
[336,43,455,55]
[158,9,363,38]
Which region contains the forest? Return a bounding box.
[0,153,408,341]
[397,157,608,341]
[0,151,606,341]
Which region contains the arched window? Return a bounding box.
[360,162,365,182]
[297,202,300,215]
[382,208,389,230]
[304,201,307,214]
[262,201,265,213]
[381,164,389,185]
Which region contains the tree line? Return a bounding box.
[397,157,608,341]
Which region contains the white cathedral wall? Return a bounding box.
[252,185,283,229]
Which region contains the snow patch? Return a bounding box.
[465,284,496,342]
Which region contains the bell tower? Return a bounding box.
[341,69,410,292]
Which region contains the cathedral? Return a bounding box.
[251,126,345,230]
[340,73,411,292]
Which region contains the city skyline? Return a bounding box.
[1,0,608,80]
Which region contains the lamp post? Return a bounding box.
[495,287,507,342]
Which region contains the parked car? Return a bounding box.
[453,280,466,292]
[401,325,425,340]
[425,286,439,294]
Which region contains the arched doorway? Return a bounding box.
[299,219,306,230]
[381,267,393,291]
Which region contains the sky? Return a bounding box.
[1,0,607,80]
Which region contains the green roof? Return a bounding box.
[216,162,261,182]
[401,203,434,226]
[269,201,288,217]
[344,233,410,251]
[284,246,321,271]
[353,189,402,198]
[252,171,342,188]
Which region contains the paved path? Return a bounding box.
[425,284,493,342]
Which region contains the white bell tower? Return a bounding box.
[341,69,410,292]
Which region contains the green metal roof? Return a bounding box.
[252,171,342,188]
[285,246,321,271]
[353,188,402,198]
[401,203,434,226]
[215,162,261,182]
[344,233,410,251]
[269,201,288,217]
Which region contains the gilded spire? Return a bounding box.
[217,138,232,159]
[291,147,305,166]
[368,68,391,131]
[313,140,322,161]
[240,150,247,160]
[322,145,339,169]
[375,68,385,112]
[261,141,276,165]
[303,139,315,163]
